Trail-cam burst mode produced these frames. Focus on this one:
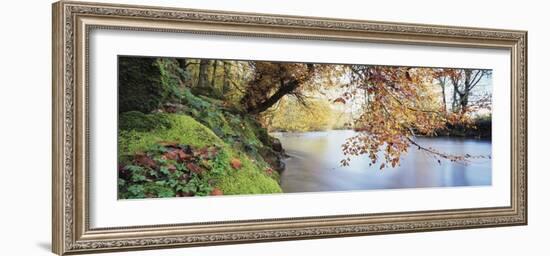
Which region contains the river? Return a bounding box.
[271,130,492,193]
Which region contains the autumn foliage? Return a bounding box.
[339,66,490,168]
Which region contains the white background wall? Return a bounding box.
[0,0,547,255]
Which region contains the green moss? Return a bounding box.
[175,86,275,163]
[242,117,266,146]
[199,110,235,138]
[118,113,224,155]
[182,88,211,110]
[119,111,172,132]
[156,58,185,101]
[215,152,281,195]
[218,169,282,195]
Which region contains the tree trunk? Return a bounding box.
[460,93,469,114]
[452,87,459,113]
[210,60,218,88]
[222,61,231,98]
[459,69,473,113]
[197,60,209,88]
[177,58,187,86]
[438,77,447,112]
[441,85,447,112]
[244,63,314,115]
[247,80,300,115]
[177,58,187,72]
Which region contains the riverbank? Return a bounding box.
[270,118,492,140]
[435,118,491,139]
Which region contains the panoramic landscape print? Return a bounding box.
[117,56,492,199]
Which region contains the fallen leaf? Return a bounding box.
[230,158,242,169]
[167,164,177,173]
[176,149,192,161]
[194,148,210,158]
[186,163,204,174]
[164,150,178,160]
[210,188,223,196]
[134,153,156,169]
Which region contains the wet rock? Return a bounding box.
[260,147,286,173]
[271,137,283,153]
[163,103,189,113]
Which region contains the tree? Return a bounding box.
[235,62,486,169]
[176,58,189,86]
[446,69,491,114]
[339,66,480,168]
[434,69,449,112]
[192,59,221,97]
[240,62,316,114]
[210,60,218,88]
[221,61,232,98]
[197,59,210,88]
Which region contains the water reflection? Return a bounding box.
[272,130,492,193]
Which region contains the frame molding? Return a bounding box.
[52,1,527,255]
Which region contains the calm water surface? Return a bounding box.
[272,130,491,193]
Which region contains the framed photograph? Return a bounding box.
[52,1,527,255]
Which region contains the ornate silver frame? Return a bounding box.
[52,1,527,255]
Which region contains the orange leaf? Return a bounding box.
[230,158,242,169]
[134,153,156,169]
[333,97,346,104]
[163,150,178,160]
[210,188,223,196]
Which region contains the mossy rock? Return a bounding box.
[118,113,224,155]
[118,112,283,196]
[215,153,281,195]
[119,111,172,132]
[118,57,164,113]
[119,57,185,113]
